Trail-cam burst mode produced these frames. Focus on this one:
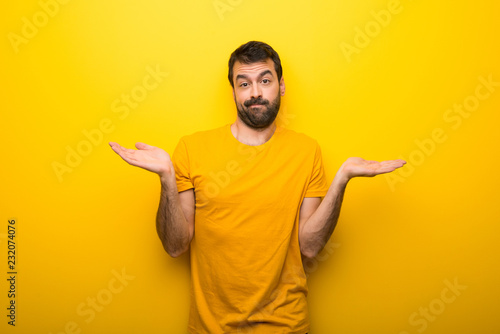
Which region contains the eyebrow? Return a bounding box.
[236,70,274,82]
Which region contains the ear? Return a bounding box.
[279,77,285,96]
[232,89,236,101]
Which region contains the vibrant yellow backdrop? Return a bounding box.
[2,0,499,333]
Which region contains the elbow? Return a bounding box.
[163,242,189,258]
[301,250,319,260]
[300,244,320,260]
[166,247,188,258]
[168,250,185,258]
[157,230,192,258]
[299,232,322,259]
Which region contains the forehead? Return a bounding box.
[233,58,276,79]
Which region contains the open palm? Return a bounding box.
[109,142,173,176]
[340,157,406,179]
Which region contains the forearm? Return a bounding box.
[298,156,406,258]
[299,174,349,259]
[156,173,192,257]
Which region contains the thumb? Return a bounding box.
[135,142,155,150]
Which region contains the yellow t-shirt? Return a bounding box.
[173,124,328,334]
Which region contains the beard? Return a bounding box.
[236,94,281,129]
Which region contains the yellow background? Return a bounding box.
[1,0,499,333]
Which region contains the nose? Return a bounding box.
[250,83,262,99]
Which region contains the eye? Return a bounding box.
[239,82,249,88]
[262,79,270,84]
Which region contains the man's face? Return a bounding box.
[232,58,285,129]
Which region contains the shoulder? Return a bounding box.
[276,127,321,150]
[179,124,229,146]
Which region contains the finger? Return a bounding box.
[366,168,395,176]
[135,142,155,150]
[109,142,121,150]
[109,142,125,154]
[374,162,406,174]
[113,149,143,166]
[109,143,138,162]
[377,167,399,174]
[380,160,406,168]
[109,142,133,152]
[385,159,406,167]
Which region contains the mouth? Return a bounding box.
[244,99,268,108]
[246,102,268,109]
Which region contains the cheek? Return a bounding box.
[266,87,281,100]
[234,92,248,104]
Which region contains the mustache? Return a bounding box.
[244,97,269,107]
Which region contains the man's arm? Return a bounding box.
[298,157,405,259]
[156,177,195,257]
[109,142,194,257]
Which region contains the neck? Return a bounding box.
[230,119,277,146]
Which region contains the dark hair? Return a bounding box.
[228,41,283,88]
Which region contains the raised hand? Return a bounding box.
[109,142,174,177]
[337,157,406,182]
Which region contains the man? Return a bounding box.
[110,41,405,333]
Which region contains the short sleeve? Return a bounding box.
[172,137,194,193]
[305,143,329,198]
